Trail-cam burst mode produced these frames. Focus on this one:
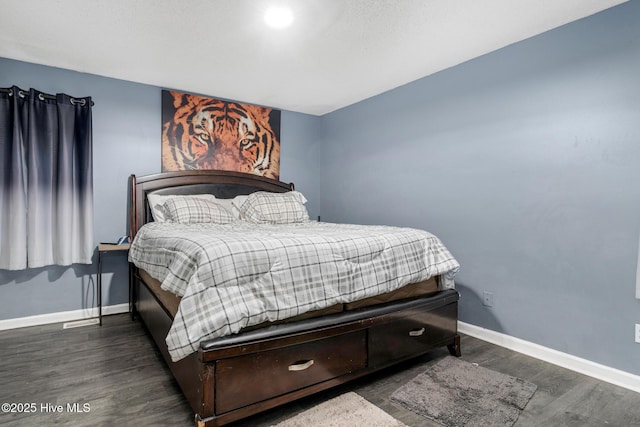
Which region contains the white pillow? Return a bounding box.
[147,193,217,222]
[162,198,234,224]
[238,191,309,224]
[212,198,235,217]
[229,195,250,219]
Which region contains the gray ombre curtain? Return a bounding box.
[0,86,93,270]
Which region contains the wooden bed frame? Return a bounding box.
[129,170,460,427]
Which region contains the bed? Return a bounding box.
[128,170,461,427]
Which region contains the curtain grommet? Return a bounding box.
[70,98,87,106]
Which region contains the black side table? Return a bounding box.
[97,243,131,325]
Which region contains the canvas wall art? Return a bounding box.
[161,90,281,179]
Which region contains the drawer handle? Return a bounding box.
[408,327,425,337]
[288,359,314,371]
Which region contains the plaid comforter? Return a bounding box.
[129,221,459,361]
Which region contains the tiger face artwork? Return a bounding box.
[161,90,280,179]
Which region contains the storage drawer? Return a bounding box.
[369,302,457,367]
[215,331,367,413]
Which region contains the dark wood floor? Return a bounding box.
[0,314,638,426]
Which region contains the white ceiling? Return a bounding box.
[0,0,627,115]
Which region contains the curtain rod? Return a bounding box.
[0,87,95,106]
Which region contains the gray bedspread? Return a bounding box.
[129,221,459,361]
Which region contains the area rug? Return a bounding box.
[272,392,408,427]
[391,356,537,427]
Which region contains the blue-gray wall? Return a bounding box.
[320,2,640,376]
[0,57,322,320]
[1,0,639,378]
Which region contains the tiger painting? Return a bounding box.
[161,90,280,179]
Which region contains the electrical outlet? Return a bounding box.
[635,324,640,344]
[482,291,494,307]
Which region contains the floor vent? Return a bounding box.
[63,318,100,329]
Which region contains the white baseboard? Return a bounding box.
[0,304,129,331]
[458,321,640,394]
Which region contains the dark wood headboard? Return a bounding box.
[129,170,294,239]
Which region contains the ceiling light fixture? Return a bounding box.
[264,6,294,29]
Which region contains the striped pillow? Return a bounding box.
[148,194,218,222]
[163,197,234,224]
[239,191,309,224]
